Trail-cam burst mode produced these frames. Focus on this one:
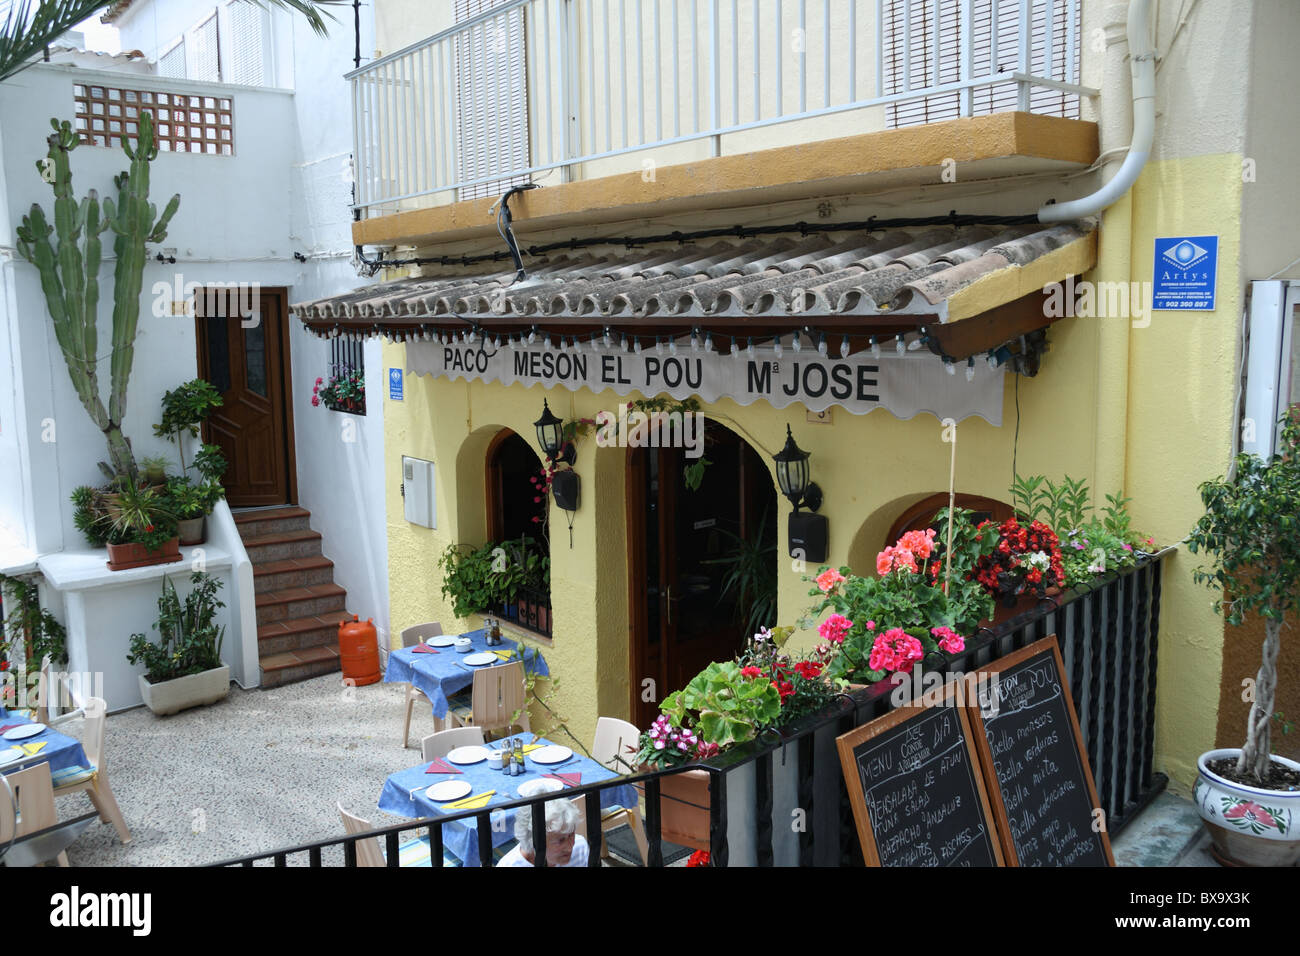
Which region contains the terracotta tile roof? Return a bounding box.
[293,222,1093,324]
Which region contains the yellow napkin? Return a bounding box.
[446,790,496,811]
[519,744,543,754]
[20,742,46,756]
[492,650,513,661]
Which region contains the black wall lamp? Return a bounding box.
[534,398,576,466]
[774,425,827,563]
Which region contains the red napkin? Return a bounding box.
[0,724,22,734]
[425,758,463,774]
[412,644,439,654]
[544,772,581,788]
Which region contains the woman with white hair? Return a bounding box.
[496,798,590,867]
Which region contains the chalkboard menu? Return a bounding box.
[969,637,1115,867]
[837,683,1003,867]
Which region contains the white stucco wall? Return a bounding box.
[1,0,389,664]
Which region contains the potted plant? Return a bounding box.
[153,379,222,480]
[140,455,170,486]
[164,476,224,545]
[805,519,990,686]
[438,542,498,618]
[636,657,784,849]
[1187,413,1300,866]
[971,516,1067,607]
[313,367,366,414]
[73,480,182,571]
[127,572,229,715]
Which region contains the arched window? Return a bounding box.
[885,493,1015,548]
[485,429,551,636]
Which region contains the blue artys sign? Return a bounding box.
[1153,235,1218,310]
[389,367,403,400]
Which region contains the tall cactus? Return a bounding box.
[15,113,179,481]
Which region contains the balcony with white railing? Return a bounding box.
[350,0,1096,222]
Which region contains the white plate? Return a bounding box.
[0,746,25,767]
[426,635,455,647]
[445,745,491,765]
[518,778,565,798]
[426,780,473,802]
[528,745,573,765]
[464,652,498,666]
[2,723,45,741]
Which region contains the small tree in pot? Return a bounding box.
[1187,413,1300,863]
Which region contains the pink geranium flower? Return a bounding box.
[931,626,965,655]
[876,547,894,576]
[816,568,846,593]
[818,613,853,645]
[899,528,937,560]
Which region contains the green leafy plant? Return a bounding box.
[314,367,366,412]
[153,379,222,479]
[1187,413,1300,784]
[192,444,227,483]
[1011,474,1091,532]
[127,572,226,683]
[0,573,68,666]
[438,541,548,618]
[659,660,782,750]
[738,627,844,726]
[703,504,778,638]
[163,475,224,520]
[139,455,170,482]
[71,484,110,547]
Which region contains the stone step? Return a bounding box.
[256,609,350,657]
[241,528,323,564]
[259,645,341,688]
[234,506,313,541]
[255,583,347,626]
[252,556,337,594]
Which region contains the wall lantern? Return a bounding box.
[774,425,827,563]
[533,398,576,465]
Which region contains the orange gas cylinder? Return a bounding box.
[338,615,381,686]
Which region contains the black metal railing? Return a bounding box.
[213,552,1169,867]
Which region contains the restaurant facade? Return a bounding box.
[295,0,1300,795]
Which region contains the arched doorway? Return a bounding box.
[626,419,778,728]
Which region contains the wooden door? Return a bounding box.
[628,423,777,728]
[195,287,296,507]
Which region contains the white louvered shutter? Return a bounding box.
[226,0,266,86]
[186,12,221,82]
[454,0,531,201]
[883,0,1080,129]
[158,40,187,78]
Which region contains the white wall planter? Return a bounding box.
[138,665,230,716]
[1195,748,1300,866]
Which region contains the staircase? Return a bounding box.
[234,506,348,688]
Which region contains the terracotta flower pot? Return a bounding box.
[106,537,182,571]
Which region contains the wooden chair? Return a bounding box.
[590,717,649,865]
[49,698,131,844]
[447,660,530,739]
[337,802,467,867]
[0,763,70,866]
[420,726,485,762]
[400,622,444,747]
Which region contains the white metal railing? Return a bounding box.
[349,0,1094,217]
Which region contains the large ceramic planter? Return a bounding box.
[177,516,206,546]
[1194,748,1300,866]
[106,537,182,571]
[138,665,230,716]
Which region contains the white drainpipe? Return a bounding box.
[1039,0,1156,222]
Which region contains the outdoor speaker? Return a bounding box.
[552,469,580,512]
[788,512,828,564]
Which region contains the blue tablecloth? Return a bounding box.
[379,733,639,866]
[0,707,90,777]
[384,629,549,719]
